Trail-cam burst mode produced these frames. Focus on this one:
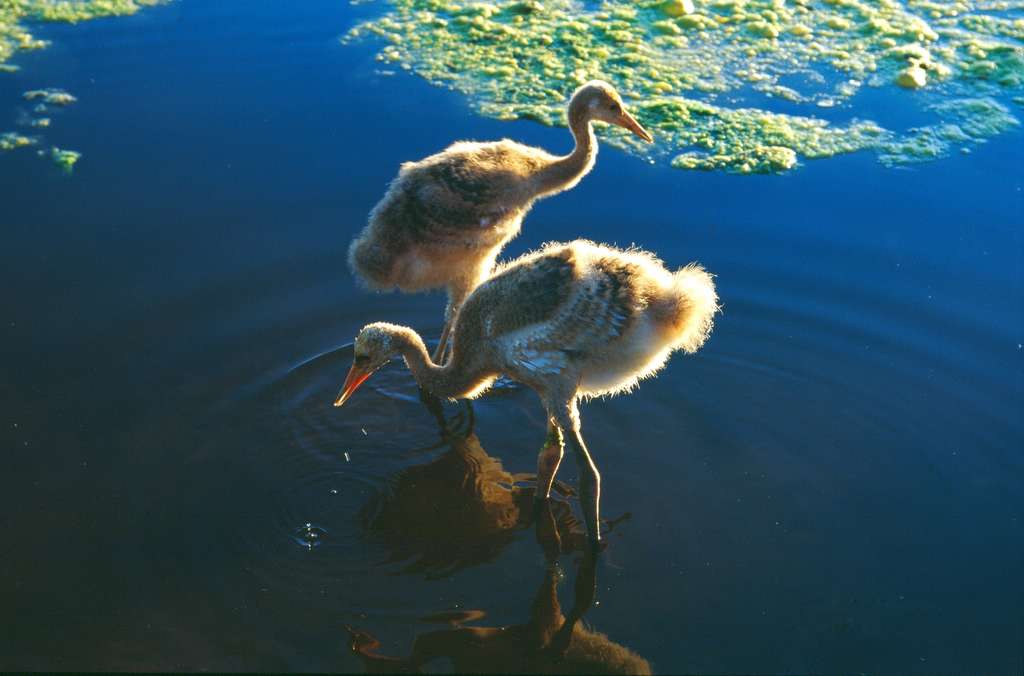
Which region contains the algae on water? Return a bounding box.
[24,88,77,106]
[48,146,81,172]
[2,87,81,171]
[3,0,1020,174]
[2,127,81,173]
[345,0,1024,173]
[2,3,167,174]
[1,131,36,151]
[1,1,166,70]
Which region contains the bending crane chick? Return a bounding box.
[348,81,653,361]
[334,240,717,548]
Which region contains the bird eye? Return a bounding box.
[610,101,622,115]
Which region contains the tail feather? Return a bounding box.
[663,263,719,353]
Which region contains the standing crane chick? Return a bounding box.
[334,240,718,549]
[348,81,653,362]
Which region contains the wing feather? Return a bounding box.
[459,246,646,376]
[400,141,539,236]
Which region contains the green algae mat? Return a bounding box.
[1,1,164,67]
[1,1,165,171]
[345,0,1024,173]
[3,1,1022,174]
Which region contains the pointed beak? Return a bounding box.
[619,110,653,143]
[334,363,373,408]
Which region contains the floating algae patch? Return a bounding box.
[47,146,81,172]
[1,84,79,170]
[2,132,81,174]
[878,96,1020,164]
[345,0,1024,173]
[1,1,168,71]
[645,97,889,172]
[1,3,168,174]
[23,88,76,106]
[1,131,37,151]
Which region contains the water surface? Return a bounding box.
[1,1,1022,672]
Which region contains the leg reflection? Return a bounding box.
[348,499,649,674]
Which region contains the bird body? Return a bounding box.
[336,240,718,547]
[349,139,552,297]
[348,81,653,361]
[479,241,716,399]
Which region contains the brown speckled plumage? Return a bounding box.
[337,240,717,547]
[349,139,545,296]
[347,81,653,361]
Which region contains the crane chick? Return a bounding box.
[335,240,717,549]
[348,82,653,362]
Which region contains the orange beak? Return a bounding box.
[619,110,653,143]
[334,363,373,407]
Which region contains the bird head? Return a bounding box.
[334,323,398,407]
[572,80,653,143]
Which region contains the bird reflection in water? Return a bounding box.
[350,405,647,673]
[361,402,590,578]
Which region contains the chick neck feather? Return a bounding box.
[533,92,598,197]
[384,325,484,400]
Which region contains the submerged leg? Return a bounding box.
[553,400,601,550]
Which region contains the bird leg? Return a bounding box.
[555,402,601,551]
[534,421,565,504]
[431,313,454,365]
[421,298,459,425]
[431,288,464,365]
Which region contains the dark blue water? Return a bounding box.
[1,1,1022,672]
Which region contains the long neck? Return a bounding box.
[533,100,597,197]
[391,328,482,399]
